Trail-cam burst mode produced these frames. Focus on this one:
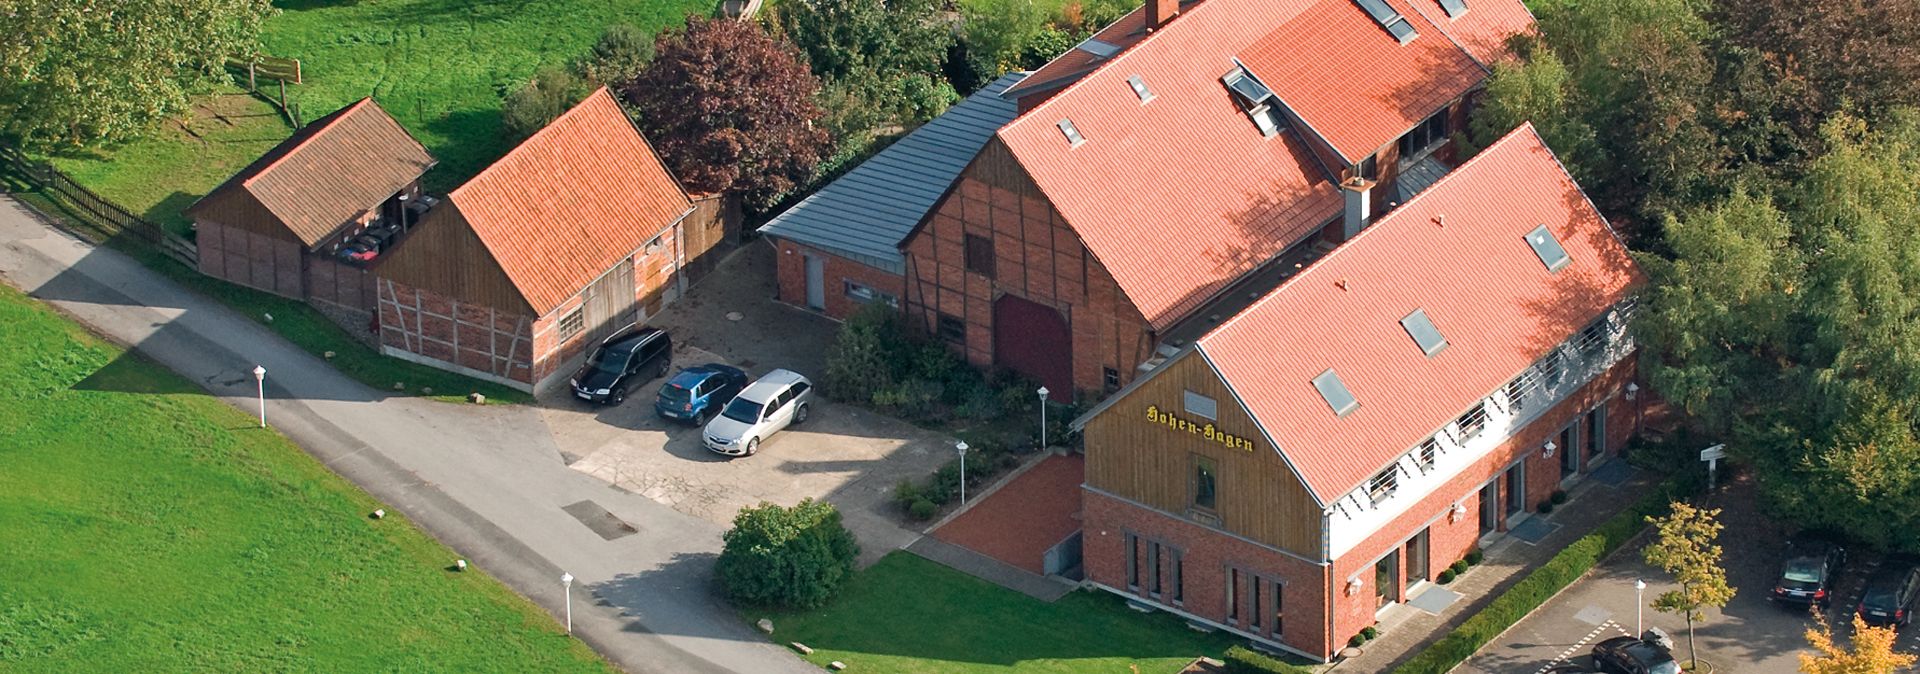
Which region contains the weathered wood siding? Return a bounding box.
[372,204,534,315]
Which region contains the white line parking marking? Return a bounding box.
[1533,619,1633,674]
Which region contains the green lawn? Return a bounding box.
[760,553,1241,673]
[46,0,713,234]
[0,282,607,672]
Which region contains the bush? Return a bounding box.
[579,24,654,85]
[716,499,861,609]
[1222,645,1311,674]
[892,479,922,510]
[502,68,592,141]
[1537,501,1555,514]
[1438,568,1457,584]
[1464,549,1484,566]
[1391,485,1681,674]
[1449,559,1469,575]
[1361,626,1379,640]
[825,303,904,403]
[1551,489,1569,505]
[907,498,937,521]
[1348,633,1367,648]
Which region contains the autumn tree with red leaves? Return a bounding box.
[621,17,830,210]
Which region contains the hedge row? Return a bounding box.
[1389,482,1683,674]
[1223,645,1312,674]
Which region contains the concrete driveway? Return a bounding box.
[1461,475,1920,674]
[541,244,950,565]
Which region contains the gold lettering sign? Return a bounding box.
[1145,405,1256,452]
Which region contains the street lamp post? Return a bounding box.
[253,365,267,428]
[1037,386,1050,450]
[1635,578,1647,634]
[561,572,574,635]
[956,441,970,505]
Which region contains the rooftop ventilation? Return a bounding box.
[1525,224,1572,272]
[1127,75,1156,103]
[1353,0,1418,44]
[1312,369,1360,417]
[1057,118,1086,147]
[1438,0,1467,18]
[1400,308,1448,357]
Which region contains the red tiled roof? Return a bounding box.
[444,88,691,315]
[1001,7,1154,100]
[1410,0,1536,66]
[189,98,434,247]
[1238,0,1487,166]
[1195,125,1641,505]
[998,0,1348,329]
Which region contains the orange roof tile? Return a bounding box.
[443,88,691,315]
[1409,0,1536,66]
[1195,124,1641,505]
[1238,0,1487,166]
[1002,6,1155,100]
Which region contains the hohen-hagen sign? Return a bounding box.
[1145,405,1257,452]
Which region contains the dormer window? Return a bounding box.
[1353,0,1418,44]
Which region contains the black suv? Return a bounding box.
[568,325,672,405]
[1591,635,1680,674]
[1772,535,1846,608]
[1858,562,1920,629]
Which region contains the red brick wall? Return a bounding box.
[902,173,1157,398]
[1084,489,1335,659]
[772,240,906,320]
[195,220,305,300]
[378,278,537,389]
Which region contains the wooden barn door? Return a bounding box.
[584,260,638,344]
[993,295,1072,396]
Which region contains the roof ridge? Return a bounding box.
[451,87,619,201]
[241,97,376,189]
[1006,0,1229,125]
[1201,121,1542,343]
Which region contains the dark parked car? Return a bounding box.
[653,364,749,425]
[1858,563,1920,629]
[1772,535,1846,608]
[1591,635,1680,674]
[568,325,671,404]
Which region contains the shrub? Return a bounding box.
[1349,634,1368,648]
[1438,568,1457,584]
[1464,549,1484,566]
[1537,501,1555,514]
[1222,645,1311,673]
[907,498,936,521]
[1551,489,1569,505]
[1361,626,1379,640]
[1449,560,1469,575]
[892,479,922,510]
[826,303,906,403]
[716,499,861,609]
[994,451,1020,471]
[502,68,592,141]
[578,23,654,85]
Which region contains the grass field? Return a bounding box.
[759,552,1241,674]
[0,281,607,672]
[46,0,713,235]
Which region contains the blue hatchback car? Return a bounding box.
[653,364,750,425]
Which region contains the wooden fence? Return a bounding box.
[226,56,305,127]
[0,144,198,268]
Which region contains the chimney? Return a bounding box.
[1340,176,1375,240]
[1148,0,1178,31]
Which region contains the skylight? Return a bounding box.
[1525,224,1572,272]
[1438,0,1468,18]
[1222,67,1273,109]
[1400,308,1448,356]
[1079,38,1121,58]
[1057,118,1086,147]
[1127,75,1155,103]
[1312,369,1360,417]
[1353,0,1418,44]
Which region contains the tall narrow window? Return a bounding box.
[1147,542,1161,597]
[1251,577,1264,629]
[964,233,996,278]
[1103,367,1122,394]
[1126,533,1140,590]
[1192,455,1218,511]
[1271,581,1284,633]
[1227,568,1240,624]
[1171,548,1185,604]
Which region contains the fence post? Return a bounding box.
[279,79,287,108]
[249,61,257,91]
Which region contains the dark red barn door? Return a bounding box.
[993,295,1072,396]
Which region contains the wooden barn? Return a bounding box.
[372,88,701,393]
[186,98,437,333]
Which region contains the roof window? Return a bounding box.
[1400,308,1448,357]
[1312,369,1360,417]
[1438,0,1467,18]
[1525,224,1572,272]
[1353,0,1419,44]
[1127,75,1155,103]
[1057,118,1086,147]
[1222,67,1273,109]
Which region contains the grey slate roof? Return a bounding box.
[758,73,1028,274]
[1393,153,1453,205]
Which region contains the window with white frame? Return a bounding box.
[1366,464,1399,503]
[1454,401,1488,442]
[843,280,899,308]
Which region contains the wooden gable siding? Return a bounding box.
[189,187,304,246]
[1084,350,1325,558]
[374,205,535,315]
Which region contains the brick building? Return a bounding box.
[760,73,1025,320]
[899,0,1536,397]
[374,88,698,393]
[186,98,435,334]
[1070,126,1645,660]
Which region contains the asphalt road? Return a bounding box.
[0,197,816,673]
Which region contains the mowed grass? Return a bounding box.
[46,0,713,233]
[760,553,1241,674]
[0,282,605,672]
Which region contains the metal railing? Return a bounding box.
[0,143,198,268]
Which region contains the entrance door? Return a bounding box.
[1505,463,1525,517]
[804,254,826,310]
[1480,482,1500,535]
[1586,408,1606,463]
[1374,550,1401,608]
[992,295,1072,395]
[1406,529,1430,585]
[584,259,638,344]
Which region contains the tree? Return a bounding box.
[769,0,956,136]
[962,0,1048,80]
[1799,613,1918,674]
[1713,0,1920,123]
[0,0,276,147]
[716,499,860,609]
[822,302,907,403]
[623,17,830,209]
[577,24,655,86]
[501,68,592,141]
[1463,39,1596,180]
[1643,503,1736,667]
